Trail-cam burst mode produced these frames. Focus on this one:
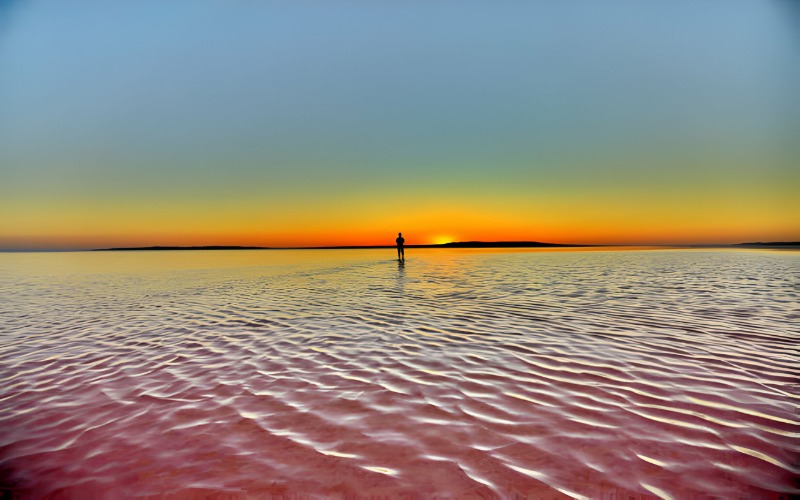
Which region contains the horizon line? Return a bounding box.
[2,240,799,253]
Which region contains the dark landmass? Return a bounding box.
[736,241,800,247]
[76,240,800,252]
[95,241,590,251]
[436,241,581,248]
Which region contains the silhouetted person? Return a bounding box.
[396,232,405,261]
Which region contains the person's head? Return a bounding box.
[398,232,402,237]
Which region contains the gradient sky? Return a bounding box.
[1,0,798,249]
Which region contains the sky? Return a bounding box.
[1,0,798,250]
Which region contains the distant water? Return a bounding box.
[1,248,797,498]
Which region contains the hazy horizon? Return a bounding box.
[2,239,799,253]
[1,1,798,249]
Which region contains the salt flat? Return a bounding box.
[1,248,797,498]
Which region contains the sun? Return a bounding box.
[431,235,456,245]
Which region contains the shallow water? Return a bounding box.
[0,248,798,498]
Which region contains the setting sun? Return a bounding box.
[431,235,457,245]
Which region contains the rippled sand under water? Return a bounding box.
[1,248,798,498]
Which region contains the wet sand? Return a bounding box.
[0,249,797,498]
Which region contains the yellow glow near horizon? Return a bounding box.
[432,235,457,245]
[0,170,797,249]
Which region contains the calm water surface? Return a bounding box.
[1,249,798,498]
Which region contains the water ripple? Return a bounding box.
[0,248,797,497]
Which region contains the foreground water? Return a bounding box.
[0,248,797,498]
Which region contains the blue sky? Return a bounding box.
[0,0,797,248]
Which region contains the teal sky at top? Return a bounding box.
[0,0,798,244]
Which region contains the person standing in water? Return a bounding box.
[396,232,405,261]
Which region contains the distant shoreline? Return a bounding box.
[92,241,590,252]
[735,241,800,247]
[1,241,797,253]
[86,241,800,252]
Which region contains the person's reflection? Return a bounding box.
[396,257,405,290]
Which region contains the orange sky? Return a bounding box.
[1,184,796,249]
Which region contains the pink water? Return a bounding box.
[1,249,797,498]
